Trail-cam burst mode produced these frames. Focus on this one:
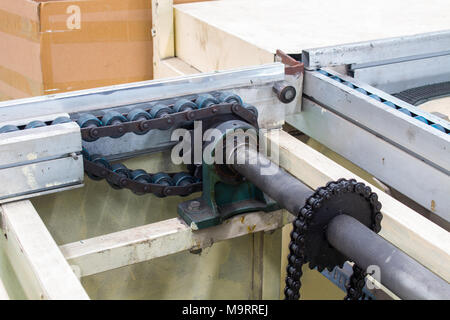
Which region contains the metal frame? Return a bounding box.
[0,201,89,299]
[60,209,291,278]
[0,63,299,299]
[289,97,450,219]
[2,126,448,299]
[351,54,450,94]
[302,30,450,70]
[0,30,448,298]
[290,67,450,220]
[0,63,299,203]
[0,122,83,203]
[0,63,298,163]
[0,63,286,124]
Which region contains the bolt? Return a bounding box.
[187,111,195,120]
[90,128,99,137]
[188,200,201,211]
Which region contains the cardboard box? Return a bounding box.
[0,0,154,100]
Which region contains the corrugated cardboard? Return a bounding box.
[0,0,154,100]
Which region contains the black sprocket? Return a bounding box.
[303,178,382,271]
[284,178,383,300]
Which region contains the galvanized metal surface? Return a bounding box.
[0,63,286,124]
[352,54,450,94]
[0,122,81,168]
[288,98,450,219]
[303,69,450,172]
[0,201,89,299]
[0,122,83,203]
[0,63,300,162]
[60,209,291,278]
[302,30,450,70]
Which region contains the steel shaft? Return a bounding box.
[327,214,450,300]
[231,144,450,300]
[231,146,314,215]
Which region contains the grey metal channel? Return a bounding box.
[302,30,450,70]
[303,69,450,175]
[0,64,288,160]
[0,63,284,123]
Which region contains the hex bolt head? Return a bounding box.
[188,200,201,211]
[90,128,99,137]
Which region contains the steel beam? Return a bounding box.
[0,63,286,124]
[60,210,291,277]
[302,30,450,70]
[303,69,450,173]
[288,98,450,219]
[0,122,83,203]
[0,201,89,299]
[352,54,450,94]
[0,63,299,160]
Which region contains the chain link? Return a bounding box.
[344,264,369,300]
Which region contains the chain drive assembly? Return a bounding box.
[80,99,258,197]
[284,178,383,300]
[1,83,299,200]
[0,93,259,198]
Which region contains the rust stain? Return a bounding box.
[431,200,436,212]
[247,225,256,233]
[240,216,245,224]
